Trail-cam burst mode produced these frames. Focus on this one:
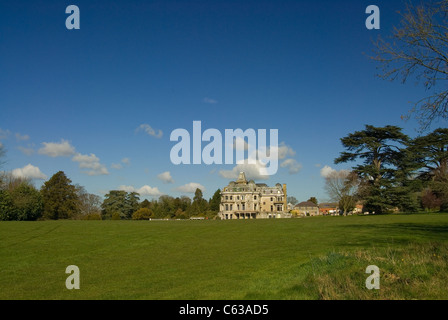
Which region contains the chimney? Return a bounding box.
[283,184,287,212]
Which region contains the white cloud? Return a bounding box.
[314,163,322,168]
[15,133,30,141]
[38,139,76,157]
[12,164,47,180]
[203,97,218,104]
[320,165,337,178]
[118,185,163,197]
[72,153,109,176]
[219,161,270,180]
[136,124,163,138]
[17,146,35,156]
[157,171,174,184]
[175,182,205,193]
[111,157,130,170]
[232,136,249,151]
[280,158,302,174]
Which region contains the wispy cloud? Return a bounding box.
[136,124,163,138]
[203,97,218,104]
[111,157,131,170]
[0,128,11,140]
[15,133,30,142]
[17,146,35,156]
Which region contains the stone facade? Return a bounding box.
[294,201,319,216]
[218,172,290,220]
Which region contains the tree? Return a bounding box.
[0,189,16,221]
[306,197,318,205]
[287,196,298,206]
[324,170,358,215]
[410,128,448,180]
[409,128,448,210]
[75,185,102,218]
[101,190,140,219]
[126,192,140,218]
[209,189,221,213]
[335,125,410,213]
[188,188,208,217]
[0,144,5,170]
[371,0,448,129]
[10,182,43,221]
[421,187,443,211]
[140,199,152,209]
[132,207,153,220]
[41,171,79,219]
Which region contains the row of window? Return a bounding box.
[223,204,283,212]
[223,195,284,202]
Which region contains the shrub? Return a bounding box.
[132,208,153,220]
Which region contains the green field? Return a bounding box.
[1,213,448,300]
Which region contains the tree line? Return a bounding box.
[324,126,448,214]
[0,169,221,221]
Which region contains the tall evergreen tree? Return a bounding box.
[335,125,410,213]
[209,189,221,213]
[40,171,79,219]
[409,128,448,210]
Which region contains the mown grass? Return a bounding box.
[0,213,447,299]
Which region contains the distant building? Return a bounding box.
[218,172,290,220]
[319,202,339,215]
[294,201,319,216]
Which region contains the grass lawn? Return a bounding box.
[1,213,448,300]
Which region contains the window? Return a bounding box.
[254,195,257,200]
[270,197,273,201]
[230,196,233,200]
[225,196,228,200]
[237,204,240,210]
[242,204,245,211]
[230,204,233,210]
[225,204,229,211]
[237,196,239,200]
[270,205,273,212]
[241,195,244,200]
[254,204,257,210]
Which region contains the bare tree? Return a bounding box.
[0,144,5,171]
[324,170,359,215]
[75,185,102,217]
[371,0,448,130]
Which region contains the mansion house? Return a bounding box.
[218,172,290,220]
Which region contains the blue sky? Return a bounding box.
[1,0,446,202]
